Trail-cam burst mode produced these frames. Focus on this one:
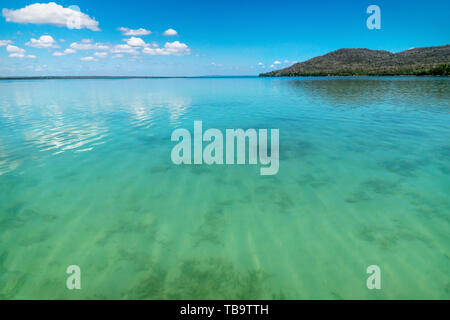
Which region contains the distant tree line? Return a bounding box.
[260,64,450,77]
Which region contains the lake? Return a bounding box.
[0,77,448,299]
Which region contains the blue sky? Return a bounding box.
[0,0,449,76]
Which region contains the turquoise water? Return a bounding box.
[0,77,449,299]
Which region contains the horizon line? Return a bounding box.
[0,75,259,80]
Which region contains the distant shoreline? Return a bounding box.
[0,75,448,81]
[0,76,258,80]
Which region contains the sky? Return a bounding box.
[0,0,449,76]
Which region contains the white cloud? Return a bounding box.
[142,47,161,55]
[70,41,109,51]
[0,40,12,47]
[8,53,24,58]
[142,41,190,56]
[273,60,281,65]
[112,54,123,58]
[53,48,76,56]
[6,44,36,59]
[163,28,178,36]
[258,62,264,66]
[124,37,148,47]
[2,2,100,31]
[94,51,108,58]
[110,44,139,55]
[163,41,189,54]
[118,27,151,36]
[270,64,275,68]
[80,56,97,61]
[26,35,58,48]
[6,44,25,55]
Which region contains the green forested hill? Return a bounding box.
[260,45,450,76]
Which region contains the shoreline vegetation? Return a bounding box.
[260,63,449,77]
[260,45,450,77]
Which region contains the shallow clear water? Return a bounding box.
[0,77,449,299]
